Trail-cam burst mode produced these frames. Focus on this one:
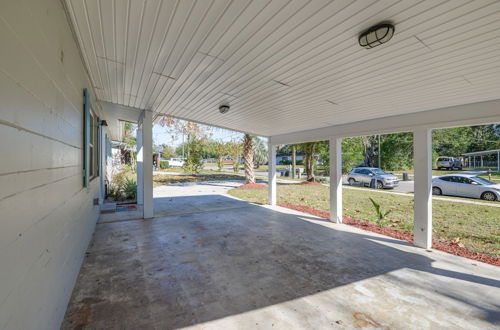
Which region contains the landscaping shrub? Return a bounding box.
[369,197,391,224]
[109,168,137,201]
[123,177,137,200]
[160,160,170,169]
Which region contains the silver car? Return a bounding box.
[347,167,399,189]
[436,156,462,170]
[432,174,500,201]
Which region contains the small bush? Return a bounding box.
[369,197,391,224]
[109,168,137,201]
[123,177,137,200]
[160,160,170,169]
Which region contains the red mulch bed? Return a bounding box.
[277,203,500,266]
[238,183,267,189]
[300,181,322,185]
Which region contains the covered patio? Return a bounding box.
[66,0,500,250]
[63,182,500,329]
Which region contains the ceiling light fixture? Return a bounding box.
[359,23,395,49]
[219,104,230,114]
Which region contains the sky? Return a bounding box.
[153,122,267,148]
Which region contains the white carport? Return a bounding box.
[463,149,500,171]
[63,0,500,251]
[5,1,500,328]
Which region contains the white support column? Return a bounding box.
[100,127,107,201]
[329,137,343,223]
[413,128,432,249]
[136,125,143,205]
[142,110,153,219]
[268,143,277,206]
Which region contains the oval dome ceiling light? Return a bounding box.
[358,23,395,49]
[219,104,230,114]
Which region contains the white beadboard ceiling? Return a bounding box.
[65,0,500,137]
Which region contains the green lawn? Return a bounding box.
[228,184,500,257]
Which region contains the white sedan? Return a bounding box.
[432,174,500,201]
[167,158,185,167]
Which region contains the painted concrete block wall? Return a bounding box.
[0,0,102,329]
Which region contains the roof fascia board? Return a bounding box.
[269,99,500,145]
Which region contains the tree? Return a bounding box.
[342,137,364,173]
[432,127,473,157]
[159,116,212,156]
[316,141,330,175]
[160,144,175,159]
[276,144,291,154]
[159,116,212,173]
[184,136,205,173]
[243,134,255,184]
[252,137,267,168]
[120,122,137,169]
[212,141,229,171]
[226,140,243,173]
[300,142,318,181]
[380,133,413,170]
[362,135,378,168]
[202,141,220,160]
[159,116,209,172]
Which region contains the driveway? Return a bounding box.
[63,181,500,329]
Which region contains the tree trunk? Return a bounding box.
[303,142,317,181]
[292,145,296,179]
[362,136,377,167]
[243,134,255,184]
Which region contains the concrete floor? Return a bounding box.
[63,182,500,329]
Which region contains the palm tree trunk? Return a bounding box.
[243,134,255,184]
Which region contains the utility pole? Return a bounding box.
[292,145,296,179]
[378,134,382,169]
[182,133,185,159]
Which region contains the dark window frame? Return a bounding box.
[83,88,100,187]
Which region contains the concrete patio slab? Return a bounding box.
[62,183,500,329]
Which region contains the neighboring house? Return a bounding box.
[276,152,305,164]
[276,152,321,165]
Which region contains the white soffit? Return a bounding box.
[65,0,500,137]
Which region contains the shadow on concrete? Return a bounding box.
[63,194,500,329]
